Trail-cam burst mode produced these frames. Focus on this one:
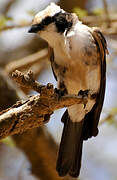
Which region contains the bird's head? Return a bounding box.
[28,3,77,46]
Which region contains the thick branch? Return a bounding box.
[0,69,69,180]
[0,70,87,139]
[0,90,86,139]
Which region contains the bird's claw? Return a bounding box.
[78,90,89,98]
[78,90,90,108]
[55,88,65,100]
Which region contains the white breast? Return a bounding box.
[54,22,101,95]
[53,22,101,122]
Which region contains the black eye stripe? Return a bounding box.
[54,13,73,33]
[31,15,55,32]
[33,12,61,31]
[42,16,53,25]
[32,11,73,33]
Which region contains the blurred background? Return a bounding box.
[0,0,117,179]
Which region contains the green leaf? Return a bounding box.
[72,7,88,18]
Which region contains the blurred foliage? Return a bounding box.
[105,108,117,127]
[27,9,36,17]
[1,137,15,147]
[92,8,104,16]
[72,7,88,18]
[110,107,117,115]
[19,19,30,25]
[73,7,104,18]
[0,15,13,29]
[107,117,117,128]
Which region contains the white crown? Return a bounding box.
[34,3,65,24]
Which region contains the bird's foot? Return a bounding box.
[54,88,65,100]
[78,90,90,108]
[78,89,89,98]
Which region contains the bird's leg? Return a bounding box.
[54,88,66,100]
[55,79,68,100]
[78,89,90,98]
[55,88,65,96]
[78,90,90,108]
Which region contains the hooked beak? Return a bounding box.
[28,24,40,33]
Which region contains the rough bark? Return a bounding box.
[0,70,87,140]
[0,69,71,180]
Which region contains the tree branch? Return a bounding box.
[2,0,16,15]
[5,49,48,74]
[0,23,30,32]
[0,70,88,140]
[0,69,69,180]
[0,14,117,36]
[102,0,111,27]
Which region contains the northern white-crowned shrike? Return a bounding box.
[28,3,108,178]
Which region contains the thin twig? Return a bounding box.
[0,69,69,180]
[0,22,31,32]
[102,0,111,27]
[0,14,117,35]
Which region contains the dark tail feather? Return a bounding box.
[69,139,83,177]
[56,111,83,177]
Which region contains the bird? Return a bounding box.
[28,2,108,178]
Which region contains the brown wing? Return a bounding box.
[82,28,108,140]
[48,45,67,93]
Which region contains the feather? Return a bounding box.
[82,28,107,140]
[48,46,57,80]
[48,22,107,178]
[56,110,83,177]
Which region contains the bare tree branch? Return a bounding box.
[0,70,88,140]
[102,0,111,27]
[0,14,117,36]
[2,0,16,15]
[0,23,31,32]
[0,69,69,180]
